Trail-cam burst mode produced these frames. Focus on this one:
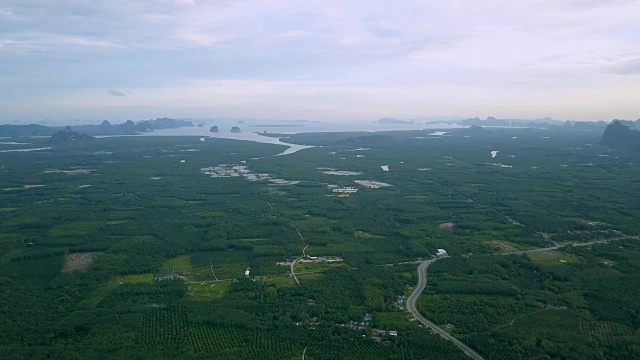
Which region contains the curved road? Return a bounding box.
[407,258,484,360]
[405,236,638,360]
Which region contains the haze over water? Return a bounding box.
[143,121,461,155]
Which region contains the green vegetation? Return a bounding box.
[0,127,639,359]
[419,240,640,359]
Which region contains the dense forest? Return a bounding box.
[1,126,639,359]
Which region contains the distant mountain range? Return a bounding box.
[0,117,194,137]
[456,116,609,129]
[371,116,615,129]
[50,126,95,145]
[375,118,415,124]
[602,120,640,151]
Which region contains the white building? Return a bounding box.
[244,269,250,277]
[436,249,448,257]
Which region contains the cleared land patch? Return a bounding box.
[3,184,45,191]
[322,170,362,176]
[355,180,391,188]
[438,222,455,231]
[62,252,97,273]
[44,168,95,175]
[294,259,347,273]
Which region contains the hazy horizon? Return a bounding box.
[1,0,639,122]
[1,115,625,128]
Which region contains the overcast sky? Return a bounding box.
[1,0,639,123]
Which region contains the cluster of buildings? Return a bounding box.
[201,164,269,180]
[341,313,373,330]
[332,187,358,194]
[394,295,406,311]
[372,329,398,338]
[299,255,343,263]
[201,164,299,185]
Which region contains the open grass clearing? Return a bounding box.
[259,275,297,288]
[527,250,579,264]
[296,272,323,282]
[487,240,521,252]
[355,231,385,239]
[187,281,231,301]
[294,260,347,273]
[82,273,154,308]
[107,219,130,225]
[160,255,193,273]
[50,222,100,237]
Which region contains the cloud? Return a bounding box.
[367,24,400,38]
[107,89,127,96]
[1,0,640,122]
[612,59,640,75]
[0,8,15,17]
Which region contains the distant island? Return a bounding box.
[128,118,194,132]
[0,117,194,137]
[231,126,241,133]
[461,125,486,134]
[459,116,510,127]
[210,125,219,133]
[249,124,303,128]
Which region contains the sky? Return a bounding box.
[1,0,639,123]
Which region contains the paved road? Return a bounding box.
[289,224,308,286]
[290,245,309,286]
[406,258,485,360]
[500,236,638,256]
[290,258,301,285]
